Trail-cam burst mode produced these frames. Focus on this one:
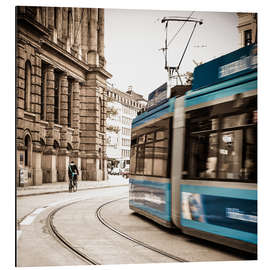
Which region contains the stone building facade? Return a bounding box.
[106,85,147,169]
[16,6,111,186]
[237,13,257,47]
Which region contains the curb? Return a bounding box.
[16,183,129,198]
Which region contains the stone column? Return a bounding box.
[88,8,98,66]
[36,7,42,24]
[79,82,86,180]
[68,9,74,49]
[16,40,26,186]
[16,40,26,142]
[41,8,46,27]
[71,80,81,180]
[48,7,54,32]
[46,65,55,124]
[57,133,69,182]
[32,145,43,186]
[72,80,80,137]
[57,73,69,182]
[43,65,57,183]
[60,73,68,127]
[98,9,105,67]
[62,8,68,43]
[56,8,62,41]
[80,74,100,181]
[73,8,82,57]
[81,8,88,62]
[32,50,41,118]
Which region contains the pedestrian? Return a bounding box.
[68,160,79,192]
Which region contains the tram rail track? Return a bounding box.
[46,196,189,265]
[47,201,101,265]
[96,197,188,263]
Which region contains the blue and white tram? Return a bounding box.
[129,44,257,254]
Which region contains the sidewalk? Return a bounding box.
[17,176,129,197]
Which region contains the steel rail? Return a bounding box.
[96,197,189,263]
[47,201,101,265]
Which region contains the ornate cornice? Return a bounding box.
[40,38,89,71]
[88,66,112,80]
[16,14,49,38]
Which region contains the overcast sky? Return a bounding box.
[104,9,240,98]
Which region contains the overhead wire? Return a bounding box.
[176,20,198,70]
[167,11,195,48]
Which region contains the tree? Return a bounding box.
[183,71,193,85]
[182,60,203,85]
[106,96,119,134]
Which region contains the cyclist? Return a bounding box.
[68,161,79,192]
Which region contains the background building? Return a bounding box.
[237,13,257,47]
[106,85,147,170]
[16,6,111,186]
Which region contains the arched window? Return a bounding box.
[40,138,46,153]
[67,143,72,152]
[53,140,60,150]
[99,148,102,170]
[24,134,31,167]
[24,61,32,111]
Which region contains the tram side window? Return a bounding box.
[144,133,155,175]
[153,130,169,177]
[218,112,257,181]
[131,119,171,177]
[218,130,243,179]
[185,99,257,182]
[130,139,137,175]
[189,133,218,179]
[136,139,145,175]
[244,126,257,180]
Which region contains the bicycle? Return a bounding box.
[69,173,78,192]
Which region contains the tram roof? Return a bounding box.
[192,43,257,91]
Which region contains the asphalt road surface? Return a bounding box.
[16,183,254,268]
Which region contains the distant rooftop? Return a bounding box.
[106,84,147,109]
[107,84,147,103]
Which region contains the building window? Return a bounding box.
[53,140,60,152]
[244,29,252,46]
[67,143,72,151]
[24,134,31,167]
[24,60,32,111]
[99,97,103,131]
[99,148,102,170]
[54,71,61,124]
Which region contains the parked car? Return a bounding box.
[121,167,129,178]
[111,167,120,175]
